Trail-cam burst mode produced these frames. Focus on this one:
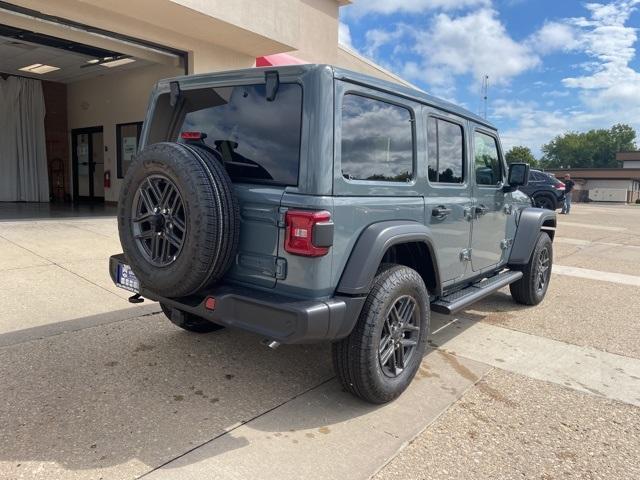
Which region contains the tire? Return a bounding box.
[332,264,430,404]
[533,193,557,210]
[160,303,224,333]
[510,232,553,305]
[118,142,239,297]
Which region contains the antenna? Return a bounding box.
[481,75,489,119]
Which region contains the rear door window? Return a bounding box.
[178,83,302,186]
[427,117,464,184]
[340,94,414,182]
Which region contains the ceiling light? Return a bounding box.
[100,58,135,68]
[18,63,60,74]
[86,59,100,64]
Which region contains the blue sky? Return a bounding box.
[338,0,640,157]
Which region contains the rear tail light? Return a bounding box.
[554,182,566,191]
[284,210,332,257]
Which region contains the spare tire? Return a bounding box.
[118,142,239,297]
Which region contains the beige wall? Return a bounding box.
[293,0,339,63]
[67,64,184,202]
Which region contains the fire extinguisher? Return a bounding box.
[104,170,111,189]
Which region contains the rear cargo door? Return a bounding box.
[225,185,285,288]
[174,82,304,288]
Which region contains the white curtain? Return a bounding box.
[0,76,49,202]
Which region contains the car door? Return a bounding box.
[470,127,510,272]
[424,111,473,284]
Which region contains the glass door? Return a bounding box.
[72,127,104,203]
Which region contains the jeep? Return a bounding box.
[110,65,556,404]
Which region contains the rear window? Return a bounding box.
[176,83,302,186]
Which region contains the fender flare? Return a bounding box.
[336,221,441,296]
[508,207,557,265]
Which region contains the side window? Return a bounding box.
[474,131,503,186]
[341,94,414,182]
[427,117,464,184]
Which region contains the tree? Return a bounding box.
[505,146,537,167]
[540,123,637,169]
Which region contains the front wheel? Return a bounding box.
[510,232,553,305]
[160,303,225,333]
[332,264,430,404]
[533,194,557,210]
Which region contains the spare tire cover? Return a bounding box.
[118,142,239,298]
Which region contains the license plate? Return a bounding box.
[116,263,140,293]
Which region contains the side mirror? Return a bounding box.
[504,163,529,192]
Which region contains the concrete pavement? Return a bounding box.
[1,202,639,479]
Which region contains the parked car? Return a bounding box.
[520,169,565,210]
[110,65,556,404]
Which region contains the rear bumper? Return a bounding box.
[109,254,365,344]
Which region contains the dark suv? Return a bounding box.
[520,169,565,210]
[110,65,556,404]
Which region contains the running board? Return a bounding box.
[431,270,523,315]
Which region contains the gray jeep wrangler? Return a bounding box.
[110,65,556,404]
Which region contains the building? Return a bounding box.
[617,151,640,169]
[545,168,640,203]
[0,0,410,205]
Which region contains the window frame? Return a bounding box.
[176,82,305,187]
[116,121,143,179]
[426,114,467,188]
[339,91,417,185]
[472,127,506,189]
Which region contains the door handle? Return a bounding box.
[475,205,489,216]
[432,206,452,219]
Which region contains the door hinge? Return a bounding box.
[277,207,288,228]
[460,248,472,262]
[500,238,513,250]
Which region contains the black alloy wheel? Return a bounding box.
[132,174,186,267]
[379,295,421,377]
[534,244,551,295]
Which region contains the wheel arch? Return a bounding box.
[336,221,441,296]
[509,208,557,265]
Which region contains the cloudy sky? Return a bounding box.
[339,0,640,157]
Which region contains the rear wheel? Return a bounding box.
[332,264,429,404]
[160,303,224,333]
[533,193,557,210]
[510,232,553,305]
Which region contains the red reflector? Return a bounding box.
[204,297,217,310]
[181,131,206,140]
[285,210,331,257]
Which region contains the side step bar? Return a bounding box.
[431,270,523,315]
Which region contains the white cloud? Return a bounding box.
[499,0,640,154]
[363,25,410,56]
[345,0,490,17]
[338,22,353,48]
[411,9,539,86]
[528,21,581,54]
[563,1,640,91]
